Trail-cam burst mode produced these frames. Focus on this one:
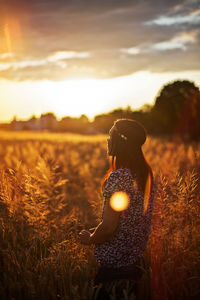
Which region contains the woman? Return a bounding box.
[79,119,155,299]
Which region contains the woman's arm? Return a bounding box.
[79,199,120,245]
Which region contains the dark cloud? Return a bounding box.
[0,0,199,80]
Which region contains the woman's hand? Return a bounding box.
[79,229,91,245]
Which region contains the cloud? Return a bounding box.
[147,13,200,26]
[146,1,200,26]
[0,50,91,72]
[120,47,141,55]
[151,31,198,51]
[0,59,47,71]
[47,51,90,62]
[120,30,198,53]
[0,52,15,59]
[0,0,199,80]
[151,40,186,51]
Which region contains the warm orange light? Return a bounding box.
[4,23,12,53]
[110,191,129,212]
[4,17,22,52]
[144,172,152,214]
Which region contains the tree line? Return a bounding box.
[1,80,200,140]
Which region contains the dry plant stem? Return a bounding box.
[0,132,199,300]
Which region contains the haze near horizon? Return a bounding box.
[0,0,199,122]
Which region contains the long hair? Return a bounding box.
[102,119,152,195]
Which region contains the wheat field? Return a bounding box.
[0,131,199,300]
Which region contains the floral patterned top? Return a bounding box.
[94,168,156,268]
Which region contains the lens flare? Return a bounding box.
[144,172,152,215]
[4,23,12,53]
[110,191,129,212]
[4,17,23,53]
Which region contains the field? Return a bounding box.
[0,131,200,300]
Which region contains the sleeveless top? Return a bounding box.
[94,168,156,268]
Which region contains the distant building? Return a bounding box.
[26,116,41,130]
[40,113,58,131]
[9,113,58,131]
[14,121,28,130]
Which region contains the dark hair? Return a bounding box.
[102,119,153,195]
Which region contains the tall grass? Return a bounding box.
[0,131,199,299]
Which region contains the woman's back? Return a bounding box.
[94,168,156,268]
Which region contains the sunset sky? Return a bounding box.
[0,0,200,122]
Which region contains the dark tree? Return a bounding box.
[152,80,200,140]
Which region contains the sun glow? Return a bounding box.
[0,71,200,123]
[37,78,116,119]
[110,192,130,212]
[20,75,146,120]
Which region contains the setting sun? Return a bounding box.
[1,71,199,123]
